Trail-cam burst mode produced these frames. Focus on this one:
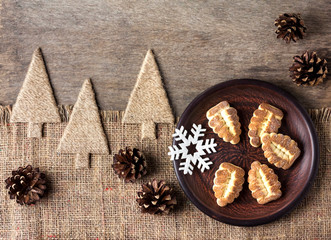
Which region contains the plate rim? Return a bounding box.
[173,79,319,226]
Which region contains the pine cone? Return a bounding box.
[112,147,147,183]
[5,165,47,205]
[290,51,328,86]
[275,13,306,43]
[136,179,177,215]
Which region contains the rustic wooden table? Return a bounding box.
[0,0,330,116]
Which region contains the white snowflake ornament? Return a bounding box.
[168,124,217,175]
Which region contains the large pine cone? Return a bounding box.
[136,179,177,215]
[112,147,147,183]
[275,13,306,43]
[5,165,47,205]
[290,51,328,86]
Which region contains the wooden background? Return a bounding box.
[0,0,330,116]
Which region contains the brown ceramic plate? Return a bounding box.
[173,79,319,226]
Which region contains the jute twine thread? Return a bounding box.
[10,48,61,138]
[57,79,109,169]
[122,50,174,140]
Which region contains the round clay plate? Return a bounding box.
[173,79,319,226]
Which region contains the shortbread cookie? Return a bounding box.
[207,101,241,144]
[213,162,245,207]
[248,161,282,204]
[261,133,301,170]
[248,103,283,147]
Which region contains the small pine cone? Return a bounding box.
[275,13,306,43]
[112,147,147,183]
[5,165,47,205]
[136,179,177,215]
[290,51,328,86]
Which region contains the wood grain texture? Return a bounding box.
[174,79,318,226]
[0,0,330,116]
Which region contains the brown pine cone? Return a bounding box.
[5,165,47,205]
[136,179,177,215]
[290,51,328,86]
[112,147,147,183]
[275,13,306,43]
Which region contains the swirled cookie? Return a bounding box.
[261,133,301,170]
[207,101,241,144]
[248,103,283,147]
[213,162,245,207]
[248,161,282,204]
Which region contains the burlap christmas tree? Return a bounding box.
[10,48,61,138]
[123,50,174,139]
[57,79,109,169]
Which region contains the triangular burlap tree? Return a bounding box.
[57,79,109,169]
[123,50,174,139]
[11,48,61,138]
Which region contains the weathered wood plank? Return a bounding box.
[0,0,330,117]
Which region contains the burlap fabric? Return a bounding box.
[0,106,329,239]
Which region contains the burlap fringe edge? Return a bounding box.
[0,105,329,125]
[308,107,330,123]
[57,105,124,123]
[0,105,12,125]
[58,105,74,122]
[0,105,124,124]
